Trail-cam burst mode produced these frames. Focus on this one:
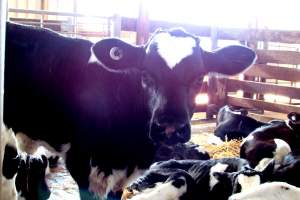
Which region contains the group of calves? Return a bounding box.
[122,106,300,200]
[2,105,300,200]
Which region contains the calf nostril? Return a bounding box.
[165,126,176,136]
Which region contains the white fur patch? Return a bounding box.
[241,135,254,147]
[149,32,196,69]
[229,182,300,200]
[209,163,228,190]
[1,125,18,200]
[89,166,145,199]
[285,120,294,130]
[15,132,70,160]
[207,135,224,145]
[237,174,261,193]
[130,178,187,200]
[88,49,98,64]
[273,138,291,164]
[195,146,208,154]
[254,158,273,171]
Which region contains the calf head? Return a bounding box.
[213,161,274,195]
[92,28,256,145]
[287,112,300,130]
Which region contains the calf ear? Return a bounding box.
[212,171,230,181]
[91,38,145,72]
[203,45,256,75]
[287,112,300,124]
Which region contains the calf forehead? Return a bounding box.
[145,31,203,80]
[149,32,196,69]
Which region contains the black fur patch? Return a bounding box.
[2,144,20,179]
[172,177,186,188]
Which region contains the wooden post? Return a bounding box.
[206,74,227,119]
[210,26,218,50]
[242,40,256,99]
[0,0,7,198]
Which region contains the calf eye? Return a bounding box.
[141,72,156,88]
[109,47,123,60]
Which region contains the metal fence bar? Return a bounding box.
[8,8,109,19]
[0,0,7,198]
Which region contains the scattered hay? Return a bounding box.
[202,139,242,159]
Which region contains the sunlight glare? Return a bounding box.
[195,93,209,105]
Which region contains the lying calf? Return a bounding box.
[229,181,300,200]
[122,158,273,200]
[154,142,210,162]
[214,105,270,141]
[240,112,300,168]
[271,151,300,187]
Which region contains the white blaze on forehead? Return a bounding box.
[237,174,261,193]
[209,163,228,190]
[150,32,196,69]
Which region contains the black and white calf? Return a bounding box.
[153,142,210,162]
[123,158,272,200]
[214,105,269,141]
[270,151,300,187]
[240,112,300,168]
[5,22,256,198]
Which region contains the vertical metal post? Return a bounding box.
[210,25,218,50]
[73,0,77,36]
[111,14,121,37]
[136,0,149,45]
[0,0,7,198]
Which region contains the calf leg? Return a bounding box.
[65,147,95,200]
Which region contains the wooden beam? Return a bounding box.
[227,96,300,114]
[256,49,300,65]
[121,17,211,37]
[226,79,300,100]
[244,64,300,82]
[120,18,300,44]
